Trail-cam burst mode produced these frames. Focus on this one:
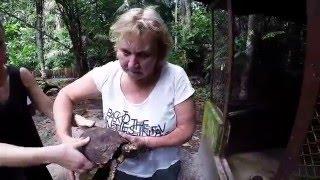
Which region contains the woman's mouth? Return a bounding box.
[125,68,141,74]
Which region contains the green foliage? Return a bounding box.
[44,27,73,69]
[169,49,189,69]
[169,5,212,70]
[78,0,123,64]
[262,31,285,40]
[2,0,211,74]
[235,31,247,54]
[4,22,38,69]
[0,0,224,82]
[0,1,39,69]
[212,10,228,61]
[194,85,211,103]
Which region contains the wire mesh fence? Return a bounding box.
[294,95,320,178]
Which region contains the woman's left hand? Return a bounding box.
[119,132,149,150]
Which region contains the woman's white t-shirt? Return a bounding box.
[89,60,194,178]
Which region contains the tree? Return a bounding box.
[0,1,71,70]
[174,0,178,50]
[239,15,263,100]
[55,0,88,76]
[180,0,191,29]
[36,0,46,78]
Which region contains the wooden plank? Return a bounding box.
[202,101,224,154]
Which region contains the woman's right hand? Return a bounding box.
[51,137,94,173]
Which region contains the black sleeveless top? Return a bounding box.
[0,66,52,180]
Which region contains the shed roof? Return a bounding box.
[196,0,306,23]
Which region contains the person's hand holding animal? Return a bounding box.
[119,132,150,157]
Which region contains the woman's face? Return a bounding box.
[116,32,160,81]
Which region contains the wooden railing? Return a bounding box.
[32,67,79,78]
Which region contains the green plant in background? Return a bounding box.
[235,30,247,55]
[78,0,123,67]
[44,27,73,69]
[4,23,38,69]
[194,85,211,103]
[1,0,221,80]
[168,49,189,69]
[169,5,212,73]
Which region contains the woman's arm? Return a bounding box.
[121,97,196,149]
[147,97,195,148]
[53,73,100,142]
[20,68,53,119]
[20,68,95,128]
[0,138,93,173]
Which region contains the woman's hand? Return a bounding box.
[51,137,94,173]
[119,132,149,149]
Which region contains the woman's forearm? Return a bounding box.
[146,123,195,149]
[0,143,56,167]
[53,89,74,139]
[38,96,54,120]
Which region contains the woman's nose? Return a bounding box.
[128,56,140,69]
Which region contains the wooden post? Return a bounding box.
[275,0,320,178]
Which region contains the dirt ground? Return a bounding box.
[33,90,204,179]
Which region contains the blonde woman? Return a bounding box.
[54,7,195,179]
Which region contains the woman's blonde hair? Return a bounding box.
[110,6,173,61]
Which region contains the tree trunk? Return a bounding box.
[68,14,88,77]
[180,0,191,28]
[239,14,262,100]
[55,0,88,76]
[36,0,46,78]
[185,0,191,28]
[174,0,178,50]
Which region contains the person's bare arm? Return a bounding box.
[20,68,95,128]
[53,73,100,142]
[20,68,53,119]
[121,97,196,149]
[0,138,93,173]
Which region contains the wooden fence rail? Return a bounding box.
[32,67,79,78]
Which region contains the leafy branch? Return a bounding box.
[0,8,70,49]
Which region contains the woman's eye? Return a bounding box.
[122,50,131,56]
[138,52,150,59]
